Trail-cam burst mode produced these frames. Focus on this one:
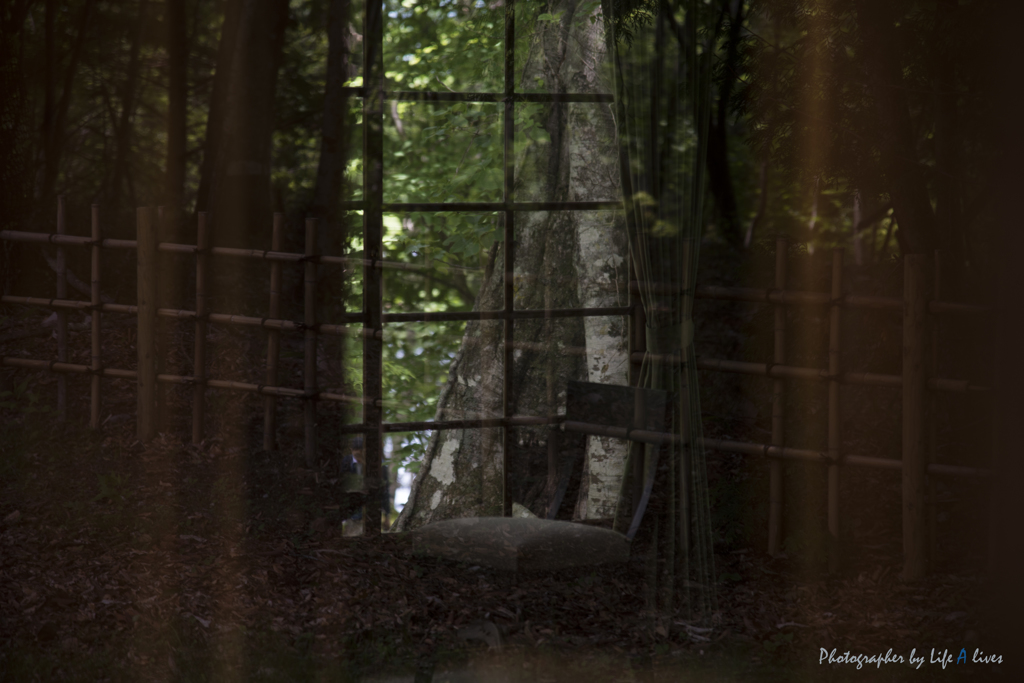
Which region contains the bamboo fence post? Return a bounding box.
[827,248,843,573]
[675,239,693,609]
[768,237,787,557]
[90,204,101,430]
[928,250,941,562]
[544,280,558,512]
[136,207,158,442]
[903,253,929,580]
[263,213,284,451]
[304,217,318,468]
[155,207,169,433]
[631,270,647,521]
[192,213,209,445]
[56,195,68,422]
[363,0,384,538]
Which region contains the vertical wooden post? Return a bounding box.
[676,240,693,605]
[90,204,102,430]
[137,207,158,442]
[192,213,209,445]
[902,253,929,580]
[303,217,319,469]
[500,1,516,520]
[928,250,941,562]
[632,279,648,520]
[768,237,787,557]
[827,248,843,573]
[263,213,284,451]
[155,207,169,433]
[56,195,68,422]
[362,0,384,538]
[544,281,558,513]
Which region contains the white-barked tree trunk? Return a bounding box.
[395,0,628,530]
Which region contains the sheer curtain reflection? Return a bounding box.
[608,0,717,619]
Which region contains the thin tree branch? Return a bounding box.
[39,248,114,304]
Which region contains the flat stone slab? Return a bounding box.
[408,517,631,572]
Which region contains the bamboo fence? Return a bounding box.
[0,203,992,576]
[685,241,991,580]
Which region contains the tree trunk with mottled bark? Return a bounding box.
[855,0,936,256]
[395,0,628,531]
[311,0,355,247]
[197,0,288,251]
[165,0,188,221]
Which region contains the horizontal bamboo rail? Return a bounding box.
[1,357,136,378]
[337,415,558,434]
[0,231,138,249]
[1,295,136,314]
[336,87,615,103]
[700,438,990,478]
[0,356,397,407]
[562,420,678,446]
[692,284,991,315]
[383,306,633,322]
[625,354,990,393]
[0,229,477,273]
[0,294,631,328]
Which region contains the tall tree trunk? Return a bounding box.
[165,0,188,224]
[396,0,627,530]
[567,7,630,521]
[310,0,355,274]
[0,1,34,292]
[744,159,767,248]
[932,0,963,289]
[194,0,244,216]
[201,0,289,251]
[37,0,96,206]
[704,0,743,248]
[108,0,147,210]
[705,118,738,245]
[40,0,56,202]
[987,6,1024,674]
[855,0,936,255]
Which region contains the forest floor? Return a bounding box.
[0,244,1001,682]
